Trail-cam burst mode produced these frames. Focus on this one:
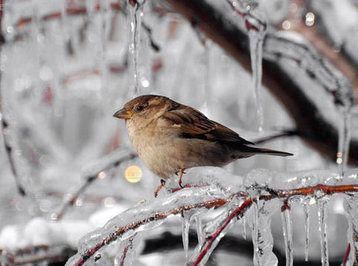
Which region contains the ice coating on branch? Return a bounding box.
[317,198,329,266]
[69,186,228,264]
[281,205,293,266]
[264,31,354,110]
[128,1,145,97]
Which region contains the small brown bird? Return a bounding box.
[114,95,292,188]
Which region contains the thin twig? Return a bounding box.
[53,152,137,220]
[253,129,298,145]
[0,245,74,266]
[119,235,135,266]
[0,118,26,196]
[14,3,122,29]
[342,243,351,266]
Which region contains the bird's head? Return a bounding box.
[113,95,176,127]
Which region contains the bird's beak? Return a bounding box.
[113,108,133,120]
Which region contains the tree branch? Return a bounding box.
[53,152,137,221]
[70,183,358,266]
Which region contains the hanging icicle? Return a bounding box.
[242,214,247,240]
[344,195,358,265]
[303,198,310,262]
[337,107,352,178]
[227,0,267,132]
[128,0,145,97]
[195,215,205,247]
[248,27,265,132]
[201,40,212,116]
[182,214,191,262]
[281,202,293,266]
[251,199,278,266]
[317,199,329,266]
[99,0,111,100]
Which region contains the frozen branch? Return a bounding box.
[0,117,27,196]
[252,129,298,145]
[14,2,122,29]
[68,181,358,265]
[0,244,75,265]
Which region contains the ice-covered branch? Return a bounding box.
[0,117,26,196]
[0,244,74,265]
[163,0,358,164]
[68,180,358,265]
[14,2,122,29]
[67,186,229,266]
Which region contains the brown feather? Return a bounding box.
[162,105,254,146]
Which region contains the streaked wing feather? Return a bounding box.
[162,106,254,145]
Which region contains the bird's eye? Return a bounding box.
[134,103,147,112]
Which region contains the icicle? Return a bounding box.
[344,195,358,265]
[281,205,293,266]
[337,107,352,178]
[128,1,145,97]
[86,0,96,17]
[317,199,329,266]
[190,211,236,266]
[251,199,278,266]
[182,214,191,262]
[245,11,266,132]
[303,199,310,262]
[251,200,260,265]
[98,0,110,106]
[201,40,212,116]
[195,215,205,247]
[248,28,265,132]
[61,0,74,56]
[242,214,247,240]
[114,235,138,266]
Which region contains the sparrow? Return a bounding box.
[114,95,292,187]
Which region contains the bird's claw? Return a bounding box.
[154,179,166,197]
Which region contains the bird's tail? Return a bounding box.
[240,145,293,157]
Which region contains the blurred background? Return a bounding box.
[0,0,357,265]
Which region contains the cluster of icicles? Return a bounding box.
[66,168,358,266]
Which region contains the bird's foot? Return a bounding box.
[176,169,186,188]
[154,179,166,198]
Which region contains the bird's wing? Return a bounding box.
[161,105,254,145]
